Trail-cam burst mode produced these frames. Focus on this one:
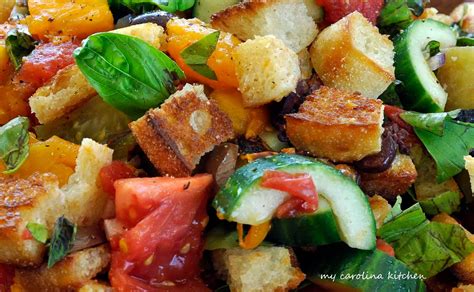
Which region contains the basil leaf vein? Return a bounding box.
[0,117,30,174]
[47,216,77,268]
[181,31,220,80]
[26,222,48,244]
[74,33,184,119]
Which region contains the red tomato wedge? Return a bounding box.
[0,264,14,292]
[376,239,395,257]
[261,170,318,218]
[99,161,135,197]
[317,0,384,24]
[384,105,413,132]
[17,41,78,88]
[110,175,213,291]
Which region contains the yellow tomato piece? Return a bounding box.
[0,43,14,85]
[0,0,15,23]
[237,221,271,250]
[167,18,240,89]
[0,82,33,125]
[0,135,80,186]
[210,89,269,137]
[26,0,114,41]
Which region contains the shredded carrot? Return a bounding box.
[237,221,271,250]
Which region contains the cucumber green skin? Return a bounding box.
[394,19,456,113]
[268,208,341,246]
[213,154,376,250]
[307,244,426,292]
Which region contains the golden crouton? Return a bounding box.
[451,3,474,33]
[465,156,474,194]
[360,154,418,200]
[30,23,166,124]
[233,35,301,107]
[30,64,96,124]
[310,12,395,99]
[286,86,384,162]
[211,0,318,52]
[303,0,324,22]
[454,284,474,292]
[432,213,474,284]
[0,174,60,266]
[13,245,110,291]
[368,195,391,229]
[130,84,234,177]
[0,139,112,267]
[297,49,313,80]
[213,246,305,292]
[78,281,113,292]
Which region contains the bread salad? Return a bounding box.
[1,0,474,291]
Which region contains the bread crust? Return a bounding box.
[286,86,384,162]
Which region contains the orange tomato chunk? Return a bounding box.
[26,0,114,41]
[167,18,240,89]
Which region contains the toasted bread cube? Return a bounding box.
[233,35,301,107]
[13,245,110,291]
[310,12,395,99]
[303,0,324,22]
[79,281,113,292]
[213,246,305,292]
[360,154,418,200]
[286,86,384,162]
[368,195,391,229]
[297,49,313,80]
[0,139,112,267]
[451,3,474,33]
[211,0,318,52]
[30,23,166,124]
[130,84,234,177]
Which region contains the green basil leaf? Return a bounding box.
[0,117,30,174]
[378,0,428,37]
[181,31,220,80]
[379,204,474,278]
[400,110,460,136]
[48,216,77,268]
[26,222,48,244]
[425,40,440,57]
[383,196,403,223]
[5,29,36,70]
[419,191,461,216]
[74,33,185,119]
[113,0,195,13]
[457,37,474,46]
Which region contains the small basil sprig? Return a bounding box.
[378,0,429,37]
[26,222,48,244]
[111,0,195,13]
[5,29,36,70]
[181,31,220,80]
[0,117,30,174]
[74,33,185,119]
[48,216,77,268]
[401,110,474,182]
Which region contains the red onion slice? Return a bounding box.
[428,53,446,71]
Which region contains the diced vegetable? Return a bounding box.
[307,244,426,291]
[26,0,114,41]
[0,117,29,174]
[74,33,185,119]
[193,0,239,23]
[213,154,376,250]
[0,0,15,23]
[99,161,136,196]
[394,19,457,112]
[377,0,428,36]
[379,204,474,278]
[5,29,36,70]
[437,47,474,111]
[167,18,240,89]
[317,0,384,24]
[114,0,195,13]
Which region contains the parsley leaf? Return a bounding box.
[180,31,220,80]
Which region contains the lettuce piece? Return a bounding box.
[379,204,474,278]
[419,191,461,216]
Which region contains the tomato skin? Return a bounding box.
[376,239,395,257]
[0,264,14,292]
[261,170,318,218]
[384,105,413,132]
[17,41,78,88]
[99,161,135,197]
[317,0,384,24]
[110,175,213,291]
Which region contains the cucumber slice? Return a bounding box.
[213,154,376,250]
[193,0,240,23]
[268,196,341,246]
[307,244,426,292]
[394,19,457,112]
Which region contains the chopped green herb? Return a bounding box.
[26,222,48,244]
[0,117,30,174]
[5,29,36,70]
[47,216,77,268]
[181,31,220,80]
